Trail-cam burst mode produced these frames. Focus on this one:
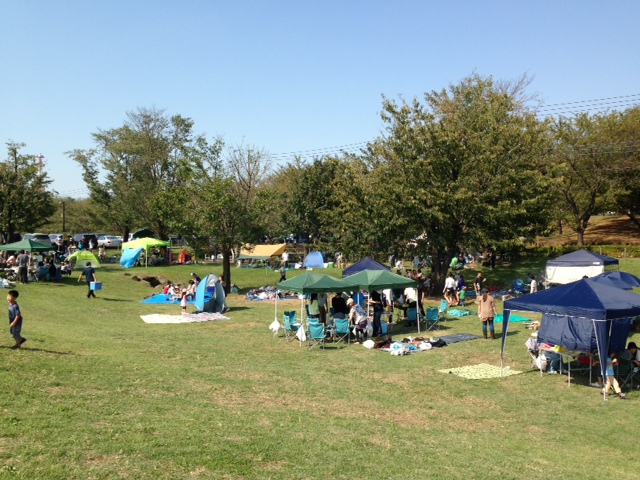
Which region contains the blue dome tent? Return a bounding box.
[195,274,226,313]
[302,251,325,269]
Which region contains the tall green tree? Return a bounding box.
[69,107,217,241]
[0,142,56,242]
[366,74,553,286]
[552,112,622,245]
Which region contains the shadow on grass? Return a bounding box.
[99,298,129,302]
[1,346,77,355]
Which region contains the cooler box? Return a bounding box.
[90,282,103,291]
[380,322,388,335]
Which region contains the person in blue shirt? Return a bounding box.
[8,290,26,349]
[78,262,98,298]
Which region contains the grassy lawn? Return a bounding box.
[1,258,639,479]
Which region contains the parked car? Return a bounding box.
[98,235,122,249]
[24,233,53,246]
[73,233,100,248]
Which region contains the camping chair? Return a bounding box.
[617,357,639,390]
[404,307,418,327]
[334,318,350,345]
[283,311,300,341]
[425,307,440,331]
[438,299,448,322]
[307,320,326,350]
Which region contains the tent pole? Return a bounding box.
[416,287,421,333]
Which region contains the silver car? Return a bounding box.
[98,235,123,249]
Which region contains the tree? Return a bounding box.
[609,107,640,229]
[552,112,621,245]
[172,144,269,294]
[0,142,56,242]
[366,74,554,287]
[70,108,217,241]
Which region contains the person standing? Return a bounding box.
[474,272,486,297]
[278,264,287,283]
[281,251,289,269]
[529,274,538,294]
[8,290,26,349]
[180,289,188,315]
[16,250,29,284]
[317,292,328,325]
[369,290,384,337]
[78,261,98,298]
[477,289,498,339]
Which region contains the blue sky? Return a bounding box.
[1,1,639,197]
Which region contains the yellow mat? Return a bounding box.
[440,363,522,379]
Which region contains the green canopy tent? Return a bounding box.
[121,237,171,267]
[346,270,420,331]
[275,272,358,333]
[0,239,53,253]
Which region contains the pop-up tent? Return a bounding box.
[500,279,640,399]
[194,274,226,313]
[275,272,358,326]
[302,251,325,269]
[545,249,619,285]
[121,237,171,267]
[68,250,101,269]
[0,239,53,253]
[346,269,420,331]
[342,257,390,278]
[238,243,286,260]
[589,271,640,290]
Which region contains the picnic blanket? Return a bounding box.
[440,363,522,379]
[494,313,531,323]
[140,294,196,305]
[141,312,230,324]
[446,309,471,317]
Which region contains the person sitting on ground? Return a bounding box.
[60,261,72,275]
[47,258,57,281]
[347,297,368,343]
[6,253,16,266]
[36,261,50,281]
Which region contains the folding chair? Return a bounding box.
[617,357,639,390]
[438,300,448,322]
[512,279,527,295]
[307,321,326,350]
[283,311,300,341]
[404,307,418,327]
[334,318,350,345]
[425,307,440,331]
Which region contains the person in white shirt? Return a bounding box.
[529,274,538,294]
[443,273,457,306]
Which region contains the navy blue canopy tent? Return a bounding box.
[342,257,390,278]
[501,279,640,396]
[589,271,640,290]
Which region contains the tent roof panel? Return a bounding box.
[239,244,286,260]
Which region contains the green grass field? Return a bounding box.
[1,258,639,479]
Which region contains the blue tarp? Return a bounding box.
[302,251,325,268]
[120,248,144,268]
[342,257,390,278]
[501,278,640,390]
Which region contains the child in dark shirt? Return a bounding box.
[8,290,26,349]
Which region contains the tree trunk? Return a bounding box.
[576,228,585,246]
[222,249,232,295]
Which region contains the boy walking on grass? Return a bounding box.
[8,290,26,349]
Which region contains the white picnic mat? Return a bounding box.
[440,363,522,379]
[141,312,231,324]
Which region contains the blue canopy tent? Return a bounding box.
[589,271,640,290]
[545,249,619,285]
[342,257,390,278]
[500,279,640,399]
[302,251,325,269]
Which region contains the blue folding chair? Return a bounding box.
[307,321,326,350]
[283,311,299,341]
[425,307,440,331]
[334,318,351,345]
